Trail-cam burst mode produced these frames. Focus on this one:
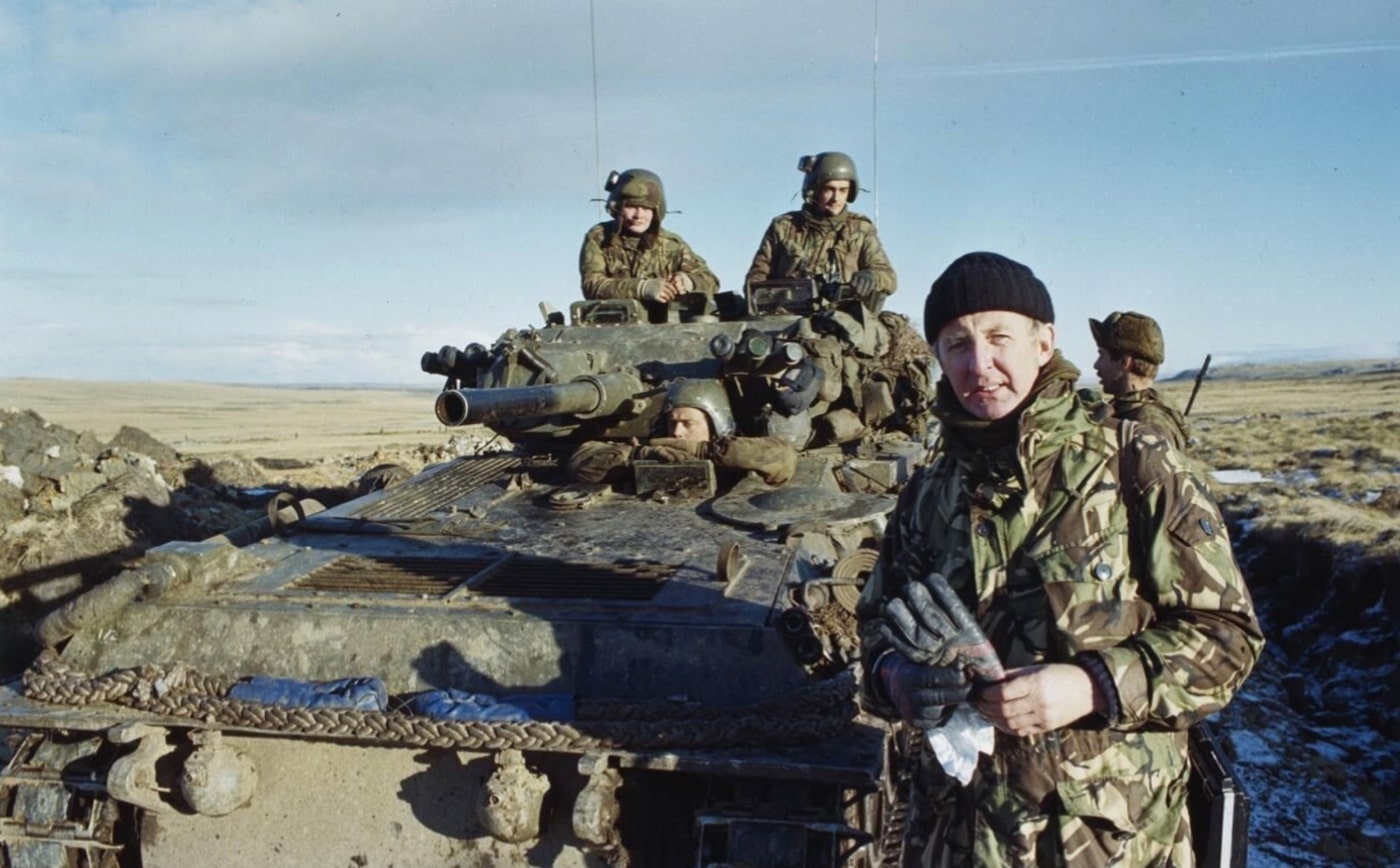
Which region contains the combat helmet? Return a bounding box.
[605,168,667,223]
[798,152,859,203]
[663,378,735,439]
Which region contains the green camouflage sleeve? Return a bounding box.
[663,233,720,295]
[851,216,897,296]
[712,436,797,485]
[1093,430,1264,730]
[744,218,785,288]
[579,225,647,300]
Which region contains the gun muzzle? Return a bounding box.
[434,372,643,427]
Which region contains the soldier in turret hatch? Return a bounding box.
[579,168,719,305]
[745,151,896,312]
[567,378,797,488]
[1090,311,1190,450]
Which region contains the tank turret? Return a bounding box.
[0,285,938,867]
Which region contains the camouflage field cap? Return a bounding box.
[1089,311,1165,365]
[605,168,667,222]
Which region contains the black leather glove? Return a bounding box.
[880,572,1005,684]
[874,652,970,729]
[850,270,881,307]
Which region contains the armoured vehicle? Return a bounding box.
[0,282,938,866]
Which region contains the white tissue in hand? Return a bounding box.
[925,705,995,785]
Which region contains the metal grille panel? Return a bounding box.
[290,554,673,601]
[294,555,497,596]
[347,455,523,520]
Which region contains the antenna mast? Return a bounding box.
[589,0,603,217]
[871,0,880,226]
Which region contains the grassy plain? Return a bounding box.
[0,378,449,461]
[1157,362,1400,558]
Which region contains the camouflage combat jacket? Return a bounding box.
[858,387,1263,867]
[1112,388,1190,452]
[744,207,896,302]
[579,223,719,300]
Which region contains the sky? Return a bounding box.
[2,0,1398,385]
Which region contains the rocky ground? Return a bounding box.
[1212,514,1397,867]
[1,405,1395,864]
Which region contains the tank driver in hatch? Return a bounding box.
[567,378,798,489]
[856,252,1262,866]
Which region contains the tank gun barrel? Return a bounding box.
[435,372,643,428]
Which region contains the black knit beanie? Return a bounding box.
[923,252,1055,342]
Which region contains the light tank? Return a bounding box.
[0,282,939,866]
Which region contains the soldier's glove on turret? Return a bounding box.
[850,270,881,307]
[567,441,636,484]
[634,437,710,463]
[669,272,696,294]
[639,278,667,302]
[874,651,970,730]
[880,572,1006,684]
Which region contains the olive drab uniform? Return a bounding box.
[1110,388,1190,452]
[579,224,719,301]
[857,377,1263,867]
[567,436,798,488]
[745,207,897,307]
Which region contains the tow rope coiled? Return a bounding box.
[23,651,858,751]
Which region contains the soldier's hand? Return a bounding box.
[635,438,709,463]
[881,573,1005,684]
[875,652,971,730]
[666,272,695,295]
[850,270,881,306]
[640,278,676,303]
[972,664,1096,736]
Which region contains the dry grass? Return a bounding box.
[0,377,449,460]
[1158,368,1400,559]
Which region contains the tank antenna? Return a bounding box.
[871,0,880,227]
[589,0,603,218]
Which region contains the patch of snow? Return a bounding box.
[0,465,22,487]
[1212,468,1267,484]
[1274,468,1319,486]
[1228,730,1280,766]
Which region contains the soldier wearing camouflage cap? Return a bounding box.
[580,168,719,307]
[744,151,897,311]
[1091,310,1190,450]
[856,252,1262,866]
[567,378,797,488]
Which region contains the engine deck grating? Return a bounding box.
[291,553,673,601]
[346,455,524,520]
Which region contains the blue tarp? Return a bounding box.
[229,675,388,711]
[403,689,574,722]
